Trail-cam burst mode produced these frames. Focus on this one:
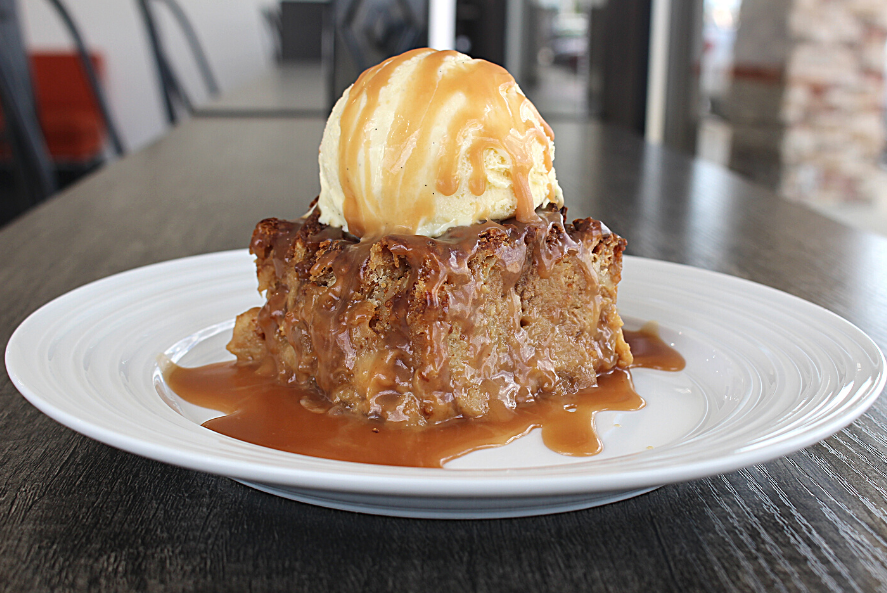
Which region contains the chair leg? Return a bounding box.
[156,0,219,96]
[46,0,126,156]
[0,0,56,208]
[136,0,205,125]
[136,0,179,124]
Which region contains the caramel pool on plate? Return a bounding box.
[166,326,683,468]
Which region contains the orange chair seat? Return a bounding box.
[0,52,108,163]
[38,109,104,161]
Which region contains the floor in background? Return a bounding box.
[525,64,587,119]
[199,61,328,114]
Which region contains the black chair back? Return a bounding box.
[0,0,56,214]
[136,0,220,125]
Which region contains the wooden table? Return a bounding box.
[2,114,886,592]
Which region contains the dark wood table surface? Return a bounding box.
[2,114,886,592]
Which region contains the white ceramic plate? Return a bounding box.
[6,251,885,519]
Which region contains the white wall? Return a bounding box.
[20,0,275,152]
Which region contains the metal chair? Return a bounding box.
[0,0,125,222]
[331,0,428,103]
[46,0,124,156]
[0,0,57,214]
[136,0,220,125]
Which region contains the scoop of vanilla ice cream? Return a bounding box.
[317,48,564,238]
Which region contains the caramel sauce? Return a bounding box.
[624,323,686,371]
[336,48,556,238]
[248,208,625,427]
[166,327,682,468]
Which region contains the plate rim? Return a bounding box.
[5,250,886,499]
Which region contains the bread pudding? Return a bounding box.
[227,203,631,427]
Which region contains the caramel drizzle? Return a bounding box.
[247,207,621,427]
[337,48,557,238]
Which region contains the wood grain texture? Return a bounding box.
[1,117,886,592]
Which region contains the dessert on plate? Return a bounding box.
[226,48,632,428]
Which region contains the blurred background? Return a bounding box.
[2,0,886,234]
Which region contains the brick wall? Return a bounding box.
[727,0,887,206]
